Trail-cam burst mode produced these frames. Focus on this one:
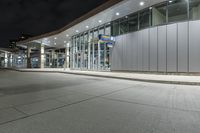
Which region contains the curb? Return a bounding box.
[4,68,200,86]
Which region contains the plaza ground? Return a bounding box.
[0,70,200,133]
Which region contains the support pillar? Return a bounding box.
[64,47,70,69]
[27,46,31,68]
[39,45,45,69]
[4,52,8,68]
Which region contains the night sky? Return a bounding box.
[0,0,108,48]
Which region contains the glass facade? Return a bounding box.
[109,0,200,37]
[71,0,200,71]
[189,0,200,20]
[71,23,112,71]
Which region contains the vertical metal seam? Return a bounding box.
[157,27,159,72]
[176,23,178,73]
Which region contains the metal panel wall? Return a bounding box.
[111,20,200,73]
[126,33,133,71]
[131,32,138,71]
[158,25,167,72]
[167,24,178,72]
[142,29,150,71]
[111,35,122,70]
[189,20,200,72]
[178,22,188,72]
[149,27,158,71]
[138,31,143,71]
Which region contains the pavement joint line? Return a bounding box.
[12,107,29,116]
[100,96,200,114]
[0,86,133,126]
[6,68,200,86]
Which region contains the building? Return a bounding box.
[0,48,13,68]
[9,34,32,49]
[17,0,200,73]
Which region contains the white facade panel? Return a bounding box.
[167,24,178,72]
[178,22,188,72]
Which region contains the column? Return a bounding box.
[88,37,91,70]
[27,46,31,68]
[4,52,8,68]
[64,47,70,69]
[39,44,45,69]
[98,41,101,70]
[51,49,55,68]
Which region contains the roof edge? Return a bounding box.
[17,0,123,45]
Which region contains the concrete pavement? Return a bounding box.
[0,70,200,132]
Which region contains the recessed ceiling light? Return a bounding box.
[64,41,67,43]
[149,7,152,10]
[86,26,89,28]
[66,34,69,37]
[54,37,57,40]
[98,20,102,23]
[169,0,173,3]
[54,43,56,45]
[76,30,79,33]
[116,12,120,16]
[140,1,144,6]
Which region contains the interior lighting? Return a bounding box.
[140,1,144,6]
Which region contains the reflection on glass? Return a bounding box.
[152,2,167,26]
[120,16,129,34]
[139,8,150,29]
[168,0,188,23]
[129,13,138,32]
[111,20,119,36]
[189,0,200,20]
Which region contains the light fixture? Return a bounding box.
[64,41,67,43]
[169,0,173,3]
[54,43,56,45]
[86,26,89,28]
[67,42,70,47]
[140,1,144,6]
[66,34,69,37]
[149,6,152,10]
[116,12,120,16]
[76,30,79,33]
[98,20,102,23]
[54,37,57,40]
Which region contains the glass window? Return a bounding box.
[189,0,200,20]
[152,2,167,26]
[111,20,119,36]
[119,16,129,34]
[99,26,104,35]
[168,0,188,23]
[139,9,151,29]
[128,13,138,32]
[105,24,111,35]
[94,29,98,38]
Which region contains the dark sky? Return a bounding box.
[0,0,108,48]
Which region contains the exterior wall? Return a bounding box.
[111,20,200,73]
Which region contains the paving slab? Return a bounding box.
[0,98,200,133]
[15,99,66,115]
[0,108,26,124]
